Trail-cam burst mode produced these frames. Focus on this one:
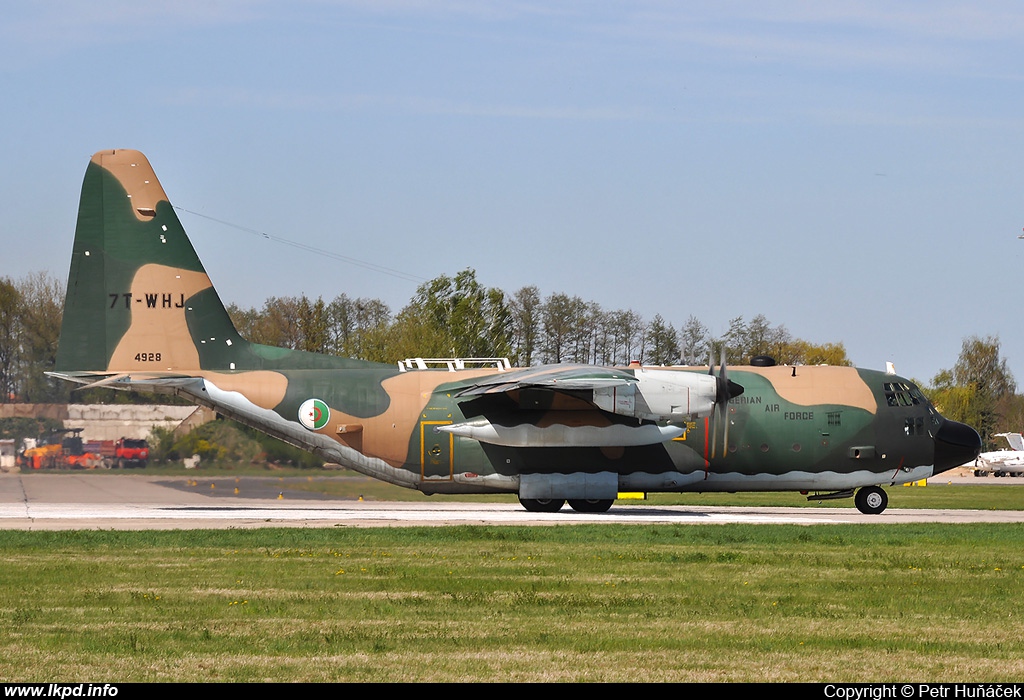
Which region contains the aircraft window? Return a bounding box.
[884,386,916,408]
[904,417,926,436]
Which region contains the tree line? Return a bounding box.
[0,274,66,403]
[1,269,1019,449]
[225,268,853,369]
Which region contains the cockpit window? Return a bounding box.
[905,416,926,436]
[884,382,922,408]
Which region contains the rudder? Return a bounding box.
[55,150,242,374]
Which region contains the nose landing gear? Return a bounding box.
[854,485,888,515]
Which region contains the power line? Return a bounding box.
[173,206,427,284]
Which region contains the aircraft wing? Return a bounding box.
[453,363,725,423]
[440,363,731,448]
[454,364,636,397]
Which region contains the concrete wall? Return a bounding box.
[0,404,211,442]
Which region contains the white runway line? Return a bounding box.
[0,502,844,525]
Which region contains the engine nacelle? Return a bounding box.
[593,368,719,421]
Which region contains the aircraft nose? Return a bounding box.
[933,419,982,474]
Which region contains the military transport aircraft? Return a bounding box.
[971,432,1024,477]
[50,149,982,515]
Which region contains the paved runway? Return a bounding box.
[1,472,1022,529]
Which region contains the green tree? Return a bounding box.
[255,296,302,348]
[645,314,680,365]
[509,285,540,367]
[326,294,391,360]
[721,315,748,364]
[0,278,20,402]
[393,269,511,361]
[927,335,1015,447]
[995,393,1024,436]
[540,293,590,364]
[225,303,261,342]
[607,309,645,365]
[297,295,329,354]
[779,339,852,366]
[17,272,68,403]
[679,315,710,365]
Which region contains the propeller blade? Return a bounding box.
[718,351,728,458]
[709,348,720,458]
[722,400,730,456]
[711,405,719,460]
[709,347,744,459]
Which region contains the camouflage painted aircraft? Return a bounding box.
[51,149,982,514]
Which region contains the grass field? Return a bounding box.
[1,524,1023,682]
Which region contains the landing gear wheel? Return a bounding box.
[567,499,614,513]
[518,497,565,513]
[854,486,888,515]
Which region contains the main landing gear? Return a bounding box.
[854,485,888,515]
[518,498,565,513]
[518,497,615,514]
[567,499,614,513]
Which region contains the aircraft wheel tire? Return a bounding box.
[518,497,565,513]
[854,486,888,515]
[567,498,614,513]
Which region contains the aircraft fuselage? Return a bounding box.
[165,362,955,498]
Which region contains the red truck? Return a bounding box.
[89,438,150,469]
[114,438,149,468]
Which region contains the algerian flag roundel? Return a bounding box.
[298,398,330,431]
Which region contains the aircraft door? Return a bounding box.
[420,410,453,481]
[815,410,842,463]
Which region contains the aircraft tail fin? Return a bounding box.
[56,149,243,375]
[55,149,380,377]
[1001,433,1024,451]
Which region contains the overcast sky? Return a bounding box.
[2,1,1023,384]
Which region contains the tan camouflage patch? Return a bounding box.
[94,150,170,222]
[200,371,289,411]
[108,264,213,371]
[319,369,497,467]
[736,365,877,413]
